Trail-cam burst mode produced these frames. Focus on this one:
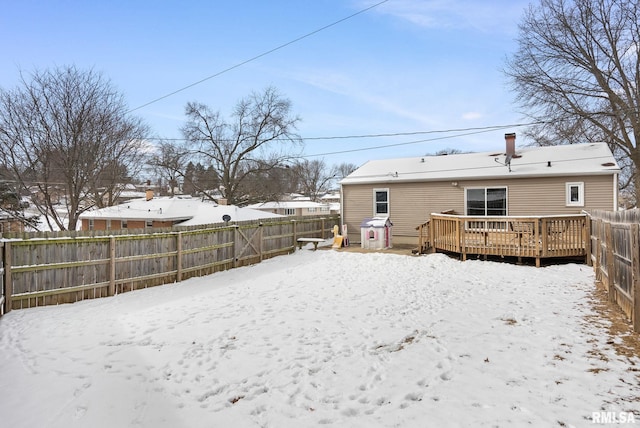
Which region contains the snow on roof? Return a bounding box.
[79,196,283,225]
[360,216,392,227]
[246,201,330,209]
[320,192,340,200]
[340,143,620,185]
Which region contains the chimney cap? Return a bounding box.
[504,132,516,139]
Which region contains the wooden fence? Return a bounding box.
[0,215,339,314]
[587,209,640,332]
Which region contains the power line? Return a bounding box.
[127,0,389,113]
[302,124,529,158]
[142,121,541,159]
[143,122,542,143]
[301,123,541,140]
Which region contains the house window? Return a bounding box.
[146,219,153,228]
[106,219,111,230]
[308,207,317,213]
[566,182,584,207]
[374,189,389,216]
[88,219,94,230]
[122,220,128,229]
[284,208,296,216]
[465,187,507,216]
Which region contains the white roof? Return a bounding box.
[360,216,392,228]
[320,192,341,200]
[246,201,330,209]
[340,143,619,185]
[79,196,283,225]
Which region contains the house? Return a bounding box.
[320,192,341,214]
[78,192,283,231]
[340,134,620,246]
[245,200,332,217]
[0,209,24,233]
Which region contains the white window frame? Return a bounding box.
[88,219,94,230]
[464,186,508,216]
[106,219,111,230]
[146,219,153,228]
[122,219,128,229]
[284,208,296,216]
[566,182,584,207]
[373,188,389,216]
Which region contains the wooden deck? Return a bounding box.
[417,214,589,267]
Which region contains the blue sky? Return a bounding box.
[1,0,532,167]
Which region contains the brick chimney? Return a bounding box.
[505,133,516,158]
[218,198,228,206]
[145,180,153,201]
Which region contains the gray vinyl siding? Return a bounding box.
[342,174,615,245]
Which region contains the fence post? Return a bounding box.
[604,221,615,303]
[631,224,640,332]
[292,219,297,251]
[176,231,183,282]
[593,219,602,283]
[109,237,116,297]
[4,242,12,314]
[234,224,239,268]
[259,223,264,262]
[584,215,592,266]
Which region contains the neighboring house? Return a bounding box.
[246,200,332,217]
[0,209,24,233]
[320,192,341,214]
[340,134,620,246]
[78,192,283,231]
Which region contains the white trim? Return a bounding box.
[464,186,508,216]
[373,188,389,216]
[565,182,584,207]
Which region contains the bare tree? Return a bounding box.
[505,0,640,204]
[334,162,358,181]
[147,140,191,197]
[0,66,149,230]
[292,159,338,201]
[181,87,302,205]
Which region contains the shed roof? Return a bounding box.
[340,143,619,185]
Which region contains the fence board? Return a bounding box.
[588,209,640,332]
[0,215,339,315]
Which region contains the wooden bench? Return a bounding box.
[297,237,325,250]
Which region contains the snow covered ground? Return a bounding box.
[1,248,639,427]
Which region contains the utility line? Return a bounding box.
[143,122,542,142]
[127,0,389,113]
[302,125,523,158]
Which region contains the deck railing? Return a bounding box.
[417,213,589,267]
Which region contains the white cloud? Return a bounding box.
[462,111,483,120]
[359,0,529,33]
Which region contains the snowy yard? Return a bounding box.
[1,248,639,427]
